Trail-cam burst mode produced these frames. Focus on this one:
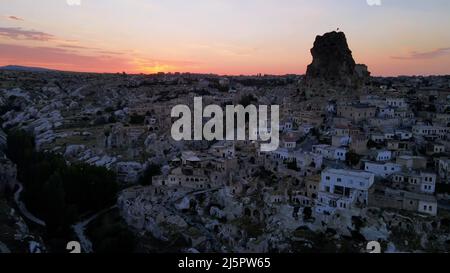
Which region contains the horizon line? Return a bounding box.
[1,64,450,78]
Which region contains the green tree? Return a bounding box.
[303,207,312,221]
[6,129,119,250]
[6,129,35,168]
[61,163,118,213]
[89,217,137,253]
[129,113,145,124]
[239,94,257,107]
[367,139,378,149]
[346,151,361,167]
[139,164,162,186]
[39,172,67,234]
[286,160,299,171]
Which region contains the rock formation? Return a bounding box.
[306,31,370,88]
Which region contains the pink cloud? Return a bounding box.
[0,43,133,72]
[7,16,24,21]
[0,27,54,41]
[392,47,450,60]
[0,43,200,74]
[57,44,98,50]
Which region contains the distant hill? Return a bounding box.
[0,65,56,72]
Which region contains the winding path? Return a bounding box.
[14,183,46,227]
[0,241,11,253]
[72,205,117,253]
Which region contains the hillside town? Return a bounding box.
[1,31,450,253]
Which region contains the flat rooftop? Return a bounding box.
[324,168,374,179]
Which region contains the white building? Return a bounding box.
[370,150,392,162]
[386,98,408,108]
[413,125,450,139]
[334,147,347,161]
[299,124,315,134]
[312,144,332,158]
[280,120,293,132]
[270,148,291,162]
[384,132,395,140]
[392,171,436,194]
[427,143,445,155]
[370,133,385,143]
[210,141,235,159]
[420,172,437,194]
[364,161,402,178]
[395,130,413,140]
[438,158,450,184]
[418,198,438,216]
[378,107,395,118]
[317,169,375,212]
[115,162,143,184]
[294,152,323,171]
[312,144,347,161]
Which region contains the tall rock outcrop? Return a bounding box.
[306,31,370,88]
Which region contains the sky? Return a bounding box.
[0,0,450,76]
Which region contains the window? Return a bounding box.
[344,188,351,197]
[334,186,344,195]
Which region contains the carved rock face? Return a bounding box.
[306,31,370,88]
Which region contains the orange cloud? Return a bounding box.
[131,57,201,74]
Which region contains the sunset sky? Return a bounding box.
[1,0,450,76]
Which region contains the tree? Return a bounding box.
[286,160,299,171]
[39,172,67,234]
[426,105,437,113]
[303,207,312,221]
[108,115,117,123]
[346,151,361,167]
[239,94,257,107]
[129,113,145,124]
[6,129,35,168]
[89,218,137,253]
[367,139,378,149]
[60,164,118,213]
[5,129,119,251]
[139,164,162,185]
[437,183,450,195]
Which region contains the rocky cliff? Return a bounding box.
[306,31,370,88]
